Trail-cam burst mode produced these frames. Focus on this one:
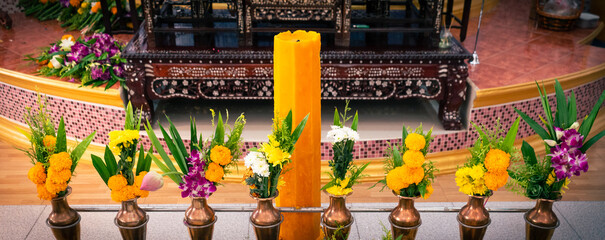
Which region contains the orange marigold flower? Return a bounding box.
[111,185,136,202]
[408,166,425,185]
[402,150,425,168]
[37,184,56,200]
[405,133,426,151]
[108,174,128,191]
[28,162,47,185]
[210,145,232,166]
[69,0,80,7]
[43,135,56,152]
[47,168,72,184]
[135,187,150,198]
[91,2,101,13]
[134,171,147,188]
[48,152,72,171]
[111,7,117,14]
[205,162,224,183]
[45,181,68,194]
[386,166,409,192]
[38,59,48,65]
[484,170,509,191]
[61,34,74,41]
[484,149,511,172]
[422,184,434,200]
[39,0,48,4]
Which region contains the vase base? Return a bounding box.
[321,216,354,240]
[524,212,559,240]
[114,214,149,240]
[389,217,421,240]
[250,213,284,240]
[46,213,81,240]
[184,215,217,240]
[457,217,491,240]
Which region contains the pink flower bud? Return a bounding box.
[140,171,164,191]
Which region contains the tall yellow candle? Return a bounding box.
[273,30,322,240]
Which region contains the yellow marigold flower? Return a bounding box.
[43,135,56,152]
[61,34,74,41]
[422,184,434,199]
[210,145,232,166]
[405,133,426,151]
[47,62,53,68]
[408,167,425,185]
[47,168,72,184]
[134,171,147,187]
[69,0,80,7]
[77,8,84,14]
[484,171,508,191]
[205,162,224,183]
[456,166,488,196]
[108,175,128,191]
[108,130,139,154]
[37,184,56,200]
[469,165,485,180]
[484,149,510,172]
[386,166,409,191]
[49,152,72,171]
[28,162,47,185]
[80,2,88,8]
[403,150,425,168]
[45,181,68,194]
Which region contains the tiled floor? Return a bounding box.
[2,201,603,239]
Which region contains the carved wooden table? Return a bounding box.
[123,25,471,130]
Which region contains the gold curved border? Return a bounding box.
[473,63,605,108]
[577,21,604,45]
[3,110,603,183]
[0,68,123,108]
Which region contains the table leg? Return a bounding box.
[125,63,154,128]
[439,64,468,130]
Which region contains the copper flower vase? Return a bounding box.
[389,193,421,240]
[46,187,81,240]
[250,193,283,240]
[524,199,559,240]
[321,191,354,240]
[457,195,491,240]
[114,198,148,240]
[184,197,217,240]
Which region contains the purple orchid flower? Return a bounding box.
[178,149,217,198]
[49,44,60,54]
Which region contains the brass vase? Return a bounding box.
[389,192,421,240]
[457,195,491,240]
[250,192,283,240]
[114,198,148,240]
[184,197,217,240]
[524,199,559,240]
[45,187,81,240]
[321,191,354,240]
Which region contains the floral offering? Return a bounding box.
[455,119,520,196]
[375,125,436,199]
[508,80,605,200]
[321,103,368,196]
[27,33,126,89]
[91,102,154,202]
[243,110,309,198]
[144,110,246,198]
[22,94,95,200]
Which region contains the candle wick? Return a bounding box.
[296,40,300,42]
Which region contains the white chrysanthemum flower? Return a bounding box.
[49,55,63,69]
[252,160,270,177]
[60,38,75,51]
[327,125,359,143]
[244,151,264,168]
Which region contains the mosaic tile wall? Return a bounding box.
[1,78,604,160]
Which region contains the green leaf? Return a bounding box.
[149,154,182,184]
[70,131,96,172]
[503,117,521,148]
[536,82,556,138]
[579,90,605,139]
[402,124,408,142]
[212,112,225,145]
[284,110,293,134]
[103,146,118,176]
[125,102,134,130]
[143,145,154,172]
[554,80,568,128]
[392,148,403,167]
[351,111,359,131]
[521,141,537,165]
[91,154,110,185]
[190,117,198,148]
[333,108,340,126]
[514,108,551,139]
[55,117,67,152]
[581,130,605,152]
[158,122,188,174]
[136,143,145,175]
[166,115,188,159]
[144,120,179,173]
[291,114,310,145]
[568,91,577,124]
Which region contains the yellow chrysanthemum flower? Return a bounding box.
[484,149,511,172]
[484,170,508,191]
[405,133,426,151]
[326,177,353,196]
[403,150,425,168]
[469,165,485,180]
[28,162,47,185]
[42,135,56,152]
[108,174,128,191]
[37,184,56,200]
[386,166,410,191]
[422,184,434,199]
[47,168,72,184]
[108,130,139,154]
[45,181,68,194]
[48,152,72,171]
[261,142,291,167]
[205,162,224,183]
[210,145,232,166]
[455,165,488,196]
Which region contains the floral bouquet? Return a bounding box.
[90,102,154,202]
[374,125,436,199]
[22,94,96,200]
[143,110,246,198]
[455,119,521,196]
[508,80,605,200]
[27,33,126,89]
[321,103,369,196]
[243,110,309,198]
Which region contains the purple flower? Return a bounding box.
[66,42,90,63]
[548,128,588,180]
[561,128,583,149]
[60,0,70,7]
[178,150,217,198]
[112,65,124,78]
[90,65,111,81]
[49,44,60,54]
[569,152,588,176]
